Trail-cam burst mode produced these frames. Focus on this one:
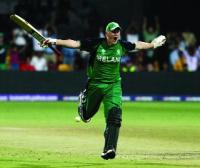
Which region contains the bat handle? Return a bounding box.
[49,45,62,56]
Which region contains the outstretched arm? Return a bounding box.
[135,35,166,50]
[135,41,154,50]
[41,38,81,48]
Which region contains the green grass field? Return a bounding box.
[0,102,200,168]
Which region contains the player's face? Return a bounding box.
[106,28,121,45]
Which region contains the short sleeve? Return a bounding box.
[120,40,136,52]
[80,38,104,52]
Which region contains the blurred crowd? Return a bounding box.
[0,0,200,72]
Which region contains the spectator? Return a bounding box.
[9,44,20,70]
[134,52,146,71]
[125,21,140,43]
[74,50,89,70]
[143,16,160,43]
[30,52,48,71]
[121,22,141,72]
[182,28,197,48]
[43,25,58,70]
[0,32,8,70]
[142,16,160,71]
[19,56,35,71]
[61,47,76,69]
[169,48,186,71]
[182,45,200,72]
[166,32,186,71]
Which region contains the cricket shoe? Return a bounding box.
[101,149,116,160]
[78,90,91,123]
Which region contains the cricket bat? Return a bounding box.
[10,14,62,56]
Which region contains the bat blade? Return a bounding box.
[10,14,45,43]
[10,14,62,56]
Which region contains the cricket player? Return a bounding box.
[42,22,166,160]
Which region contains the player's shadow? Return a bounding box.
[64,162,106,167]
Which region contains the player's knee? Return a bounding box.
[107,107,122,127]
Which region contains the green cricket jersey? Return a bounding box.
[80,38,135,83]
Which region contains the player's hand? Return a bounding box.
[151,35,166,49]
[40,38,57,48]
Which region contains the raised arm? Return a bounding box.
[135,35,166,50]
[41,38,81,48]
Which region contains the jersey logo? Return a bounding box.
[117,49,121,55]
[100,48,106,55]
[96,55,120,63]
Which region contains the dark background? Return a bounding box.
[1,71,200,95]
[143,0,199,34]
[0,0,199,38]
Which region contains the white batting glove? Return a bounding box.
[40,38,57,48]
[151,35,166,49]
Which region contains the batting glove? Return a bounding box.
[151,35,166,49]
[40,38,57,48]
